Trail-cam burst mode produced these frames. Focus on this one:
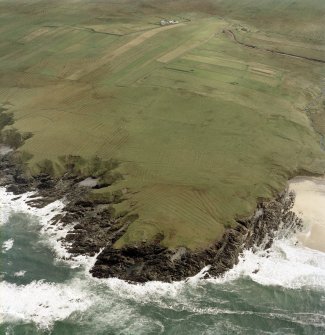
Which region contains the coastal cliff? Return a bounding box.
[0,149,303,282]
[1,0,324,283]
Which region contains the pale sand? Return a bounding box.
[289,176,325,252]
[0,145,13,156]
[78,177,98,188]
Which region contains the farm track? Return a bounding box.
[1,0,325,255]
[224,29,325,64]
[69,23,185,80]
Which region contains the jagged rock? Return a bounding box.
[0,149,303,283]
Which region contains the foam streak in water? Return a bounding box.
[1,183,325,333]
[2,238,13,253]
[0,187,97,329]
[207,238,325,289]
[0,187,94,267]
[0,279,94,329]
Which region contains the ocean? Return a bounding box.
[0,179,324,335]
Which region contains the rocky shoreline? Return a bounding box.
[91,190,302,282]
[0,148,304,283]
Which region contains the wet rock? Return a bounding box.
[0,149,304,283]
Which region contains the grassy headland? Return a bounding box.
[0,0,324,250]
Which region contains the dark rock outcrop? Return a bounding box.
[0,150,302,283]
[91,191,302,282]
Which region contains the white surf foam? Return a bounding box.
[0,278,95,329]
[1,181,325,333]
[0,187,94,268]
[206,237,325,290]
[200,177,325,290]
[2,238,14,253]
[90,179,325,296]
[13,271,26,277]
[91,235,325,305]
[0,187,100,329]
[0,187,66,234]
[93,265,211,304]
[92,231,325,304]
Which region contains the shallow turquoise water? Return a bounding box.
[1,193,325,335]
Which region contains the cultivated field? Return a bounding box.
[0,0,324,249]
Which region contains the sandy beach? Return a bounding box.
[289,176,325,252]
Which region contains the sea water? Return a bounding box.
[0,182,324,335]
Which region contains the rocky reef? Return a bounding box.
[0,147,303,283]
[91,190,302,282]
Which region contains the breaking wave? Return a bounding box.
[0,279,94,329]
[2,238,14,253]
[1,182,325,332]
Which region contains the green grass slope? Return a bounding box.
[0,0,324,250]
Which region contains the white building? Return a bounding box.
[160,19,179,26]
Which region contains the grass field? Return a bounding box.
[0,0,324,250]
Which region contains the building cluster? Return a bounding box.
[160,19,179,26]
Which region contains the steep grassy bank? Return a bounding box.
[0,0,324,251]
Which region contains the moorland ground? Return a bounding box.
[0,0,324,250]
